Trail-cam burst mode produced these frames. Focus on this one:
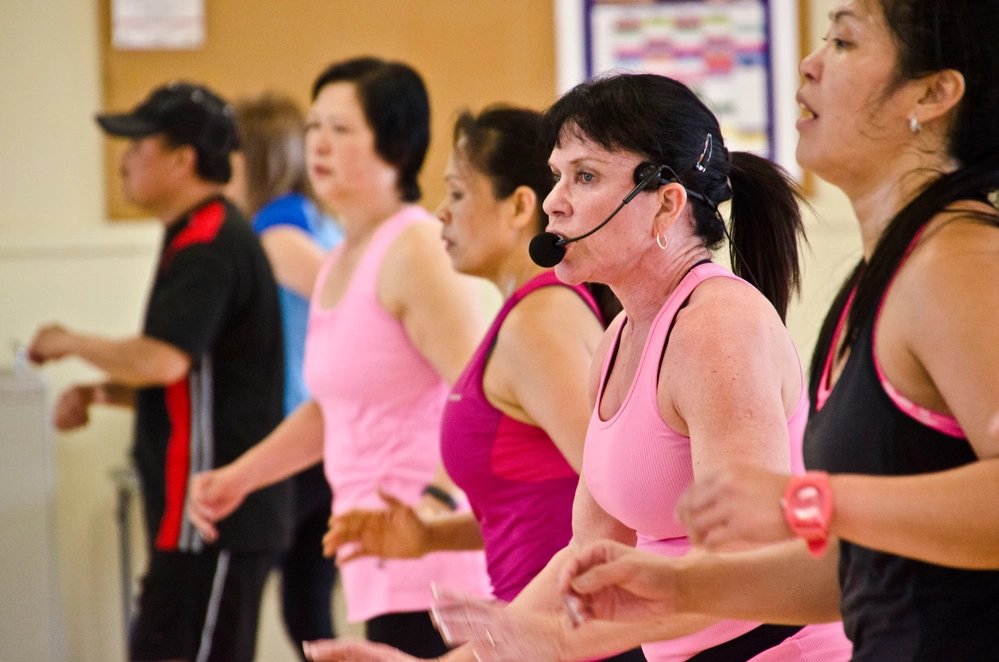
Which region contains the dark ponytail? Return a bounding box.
[835,160,999,363]
[807,157,999,391]
[726,152,807,321]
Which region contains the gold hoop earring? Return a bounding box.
[909,114,921,135]
[656,232,668,250]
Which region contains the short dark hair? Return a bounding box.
[311,57,430,202]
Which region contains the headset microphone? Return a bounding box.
[529,163,671,268]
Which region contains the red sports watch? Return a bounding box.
[782,471,834,557]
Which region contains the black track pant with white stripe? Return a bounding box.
[130,547,274,662]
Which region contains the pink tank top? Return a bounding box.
[584,262,848,661]
[303,205,490,622]
[441,271,597,601]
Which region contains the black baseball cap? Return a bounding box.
[96,81,238,183]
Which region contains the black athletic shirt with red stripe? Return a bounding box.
[135,195,290,554]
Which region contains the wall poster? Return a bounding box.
[555,0,801,179]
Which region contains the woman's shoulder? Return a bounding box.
[383,213,445,268]
[682,274,784,330]
[501,282,602,344]
[903,201,999,277]
[918,203,999,252]
[904,205,999,287]
[668,274,794,370]
[377,211,478,317]
[252,193,311,233]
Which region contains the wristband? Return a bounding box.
[422,485,458,511]
[781,471,833,557]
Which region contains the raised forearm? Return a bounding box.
[443,547,725,662]
[232,400,325,492]
[424,512,484,552]
[831,463,999,568]
[70,334,189,386]
[677,541,841,624]
[95,382,136,407]
[563,615,721,661]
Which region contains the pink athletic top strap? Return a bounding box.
[817,228,963,438]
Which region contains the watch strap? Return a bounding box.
[782,471,833,557]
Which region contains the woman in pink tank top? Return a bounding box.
[186,57,493,659]
[317,108,643,661]
[306,78,851,662]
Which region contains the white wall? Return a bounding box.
[0,0,858,660]
[0,1,328,660]
[2,2,147,661]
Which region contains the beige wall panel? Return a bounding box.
[100,0,558,219]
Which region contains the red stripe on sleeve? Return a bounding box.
[162,200,226,269]
[156,379,192,550]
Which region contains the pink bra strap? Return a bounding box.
[815,288,856,412]
[872,228,963,437]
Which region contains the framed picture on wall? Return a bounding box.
[554,0,801,181]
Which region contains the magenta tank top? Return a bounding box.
[303,205,490,622]
[441,271,598,601]
[584,262,849,660]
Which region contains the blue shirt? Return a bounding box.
[252,193,342,415]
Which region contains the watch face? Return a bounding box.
[785,474,831,557]
[791,485,824,524]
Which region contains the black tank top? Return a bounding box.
[805,287,999,660]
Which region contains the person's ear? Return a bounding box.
[656,181,688,222]
[911,68,965,127]
[172,144,199,177]
[649,182,689,246]
[508,185,539,232]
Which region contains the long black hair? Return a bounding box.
[542,73,806,321]
[454,105,622,324]
[810,0,999,389]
